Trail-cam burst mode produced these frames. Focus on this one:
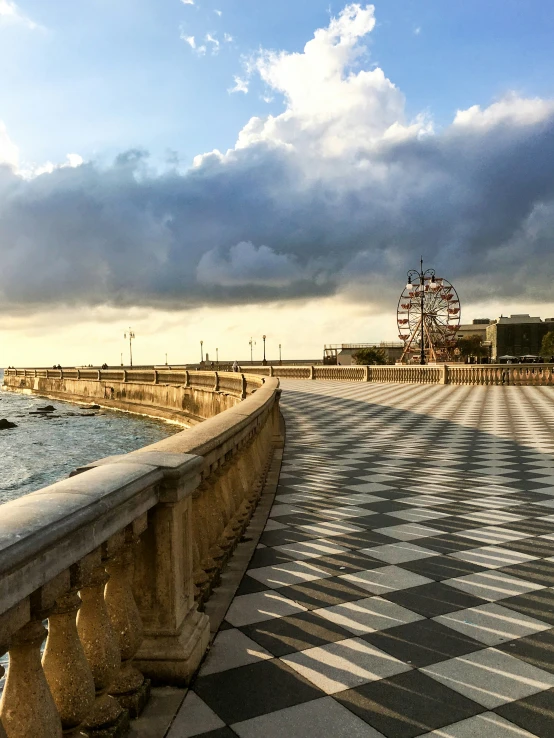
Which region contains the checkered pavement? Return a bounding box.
[171,382,554,738]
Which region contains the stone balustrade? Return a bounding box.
[0,371,281,737]
[245,363,554,386]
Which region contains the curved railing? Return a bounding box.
[245,363,554,385]
[0,370,280,737]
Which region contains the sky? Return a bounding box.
[1,0,553,366]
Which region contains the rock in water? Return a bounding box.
[0,419,17,429]
[37,405,55,412]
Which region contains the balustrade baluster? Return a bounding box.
[0,620,62,738]
[42,570,96,736]
[104,527,150,718]
[77,554,129,737]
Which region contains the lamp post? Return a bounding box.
[279,343,282,365]
[120,352,123,367]
[262,335,267,365]
[165,353,168,365]
[200,340,204,364]
[405,258,440,366]
[216,347,219,366]
[249,337,256,364]
[124,328,135,367]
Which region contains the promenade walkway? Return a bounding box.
[171,381,554,738]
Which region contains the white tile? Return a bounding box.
[419,712,541,737]
[345,482,394,493]
[248,560,333,589]
[450,546,538,570]
[421,647,554,708]
[399,495,454,507]
[445,571,545,602]
[318,506,378,520]
[274,539,350,560]
[200,629,273,675]
[434,603,551,646]
[333,494,386,505]
[315,596,423,635]
[263,519,289,531]
[340,565,433,595]
[365,542,437,564]
[232,697,385,738]
[166,691,225,738]
[374,523,443,541]
[455,527,534,545]
[269,504,305,518]
[465,499,523,509]
[459,511,525,525]
[295,521,366,537]
[389,508,450,523]
[281,637,411,694]
[225,591,308,627]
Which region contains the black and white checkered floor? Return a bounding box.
[170,382,554,738]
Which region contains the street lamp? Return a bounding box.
[249,337,256,364]
[262,335,267,365]
[405,258,440,366]
[279,343,282,365]
[216,347,219,366]
[123,328,135,367]
[200,340,204,364]
[165,353,168,365]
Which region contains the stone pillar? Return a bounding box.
[42,582,96,736]
[105,522,150,718]
[441,364,449,385]
[213,372,219,392]
[309,366,315,380]
[240,374,247,399]
[132,453,210,685]
[153,370,159,385]
[77,552,129,738]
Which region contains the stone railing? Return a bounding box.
[246,363,554,386]
[0,371,281,737]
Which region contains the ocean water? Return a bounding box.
[0,386,182,504]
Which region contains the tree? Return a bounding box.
[352,347,390,365]
[457,334,486,359]
[540,331,554,359]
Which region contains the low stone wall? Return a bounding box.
[3,368,249,425]
[247,363,554,385]
[0,370,281,737]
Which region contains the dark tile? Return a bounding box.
[355,514,406,530]
[335,669,484,738]
[501,589,554,626]
[502,520,554,536]
[239,611,352,657]
[401,555,487,581]
[414,534,481,555]
[248,548,295,569]
[359,501,409,514]
[259,529,321,547]
[305,551,383,575]
[235,575,270,596]
[194,729,238,738]
[382,582,489,618]
[361,619,483,667]
[193,659,324,725]
[497,559,554,587]
[502,537,554,558]
[495,687,554,738]
[322,530,396,550]
[274,512,332,526]
[426,517,480,533]
[496,628,554,674]
[277,577,371,610]
[218,620,233,631]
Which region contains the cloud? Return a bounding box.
[180,32,206,55]
[1,3,554,316]
[229,75,248,94]
[224,32,233,43]
[214,9,222,16]
[206,32,219,54]
[0,0,39,29]
[180,0,194,5]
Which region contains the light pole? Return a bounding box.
[165,353,168,365]
[200,340,204,364]
[124,328,135,367]
[120,352,123,367]
[405,258,440,366]
[279,343,282,365]
[249,337,256,364]
[216,347,219,366]
[262,335,267,365]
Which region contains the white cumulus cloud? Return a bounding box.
[0,0,39,29]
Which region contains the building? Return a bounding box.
[486,315,554,360]
[324,343,404,365]
[456,319,492,341]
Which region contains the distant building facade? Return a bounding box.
[456,319,492,341]
[486,315,554,360]
[324,343,404,365]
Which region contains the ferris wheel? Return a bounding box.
[397,261,461,364]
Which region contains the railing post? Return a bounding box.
[241,374,247,399]
[364,366,370,382]
[153,370,159,385]
[213,372,219,392]
[76,369,80,380]
[131,453,210,685]
[309,366,315,380]
[441,364,449,385]
[122,370,127,382]
[184,370,190,388]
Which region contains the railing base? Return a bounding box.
[134,609,210,686]
[113,677,151,719]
